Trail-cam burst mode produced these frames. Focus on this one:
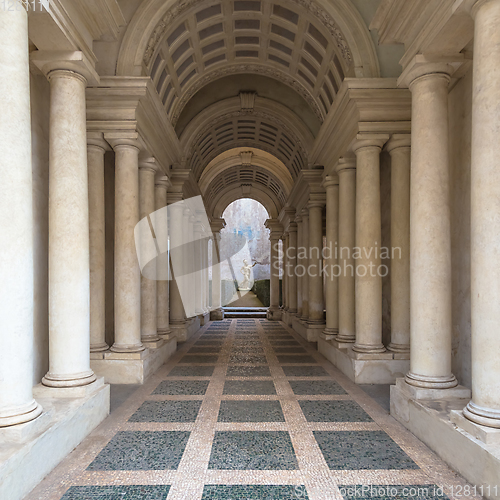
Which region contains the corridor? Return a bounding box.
[28,320,475,500]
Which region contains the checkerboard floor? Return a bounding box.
[27,319,480,500]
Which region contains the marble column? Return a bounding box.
[0,6,42,425]
[203,236,209,313]
[282,234,289,310]
[88,135,109,352]
[387,136,411,353]
[193,222,204,314]
[139,160,160,344]
[404,62,457,389]
[336,158,356,343]
[155,177,171,337]
[212,234,222,311]
[308,201,325,324]
[169,199,187,327]
[463,0,500,428]
[269,232,281,315]
[301,209,310,320]
[352,136,388,354]
[108,138,144,353]
[323,175,340,339]
[295,216,303,317]
[287,222,298,314]
[43,69,96,387]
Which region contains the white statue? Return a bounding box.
[239,259,259,291]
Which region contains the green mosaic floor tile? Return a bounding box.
[188,346,222,354]
[218,400,285,422]
[208,431,298,470]
[299,400,373,422]
[338,484,449,500]
[277,355,317,364]
[202,485,308,499]
[152,380,209,395]
[129,400,202,422]
[314,431,419,470]
[223,380,276,395]
[226,365,271,376]
[229,353,268,364]
[180,354,219,363]
[61,485,171,499]
[87,431,189,470]
[289,380,346,395]
[167,365,215,377]
[282,366,330,377]
[273,346,308,354]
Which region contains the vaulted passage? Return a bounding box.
[1,0,500,498]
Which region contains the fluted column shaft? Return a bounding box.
[88,138,109,352]
[139,162,159,343]
[0,6,42,425]
[323,175,339,338]
[405,64,457,389]
[301,210,310,320]
[288,222,298,314]
[387,136,411,353]
[43,69,96,386]
[308,202,325,324]
[155,178,171,337]
[110,142,144,353]
[353,138,387,354]
[336,159,356,343]
[464,0,500,428]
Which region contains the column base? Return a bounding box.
[198,311,210,326]
[0,379,109,500]
[90,342,109,353]
[42,370,97,388]
[91,338,177,384]
[335,334,355,344]
[389,380,500,500]
[210,308,225,321]
[110,343,146,353]
[352,343,387,354]
[320,328,338,341]
[387,342,410,353]
[158,327,175,341]
[318,338,410,384]
[142,334,161,345]
[405,371,458,389]
[291,316,325,342]
[266,307,282,321]
[170,317,201,342]
[0,399,43,428]
[463,401,500,429]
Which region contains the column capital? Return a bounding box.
[155,176,172,190]
[352,134,390,154]
[453,0,495,17]
[104,132,143,151]
[288,221,298,233]
[323,174,339,189]
[295,214,303,224]
[210,218,226,234]
[300,208,309,217]
[139,157,159,174]
[307,200,325,209]
[335,157,356,174]
[30,50,99,86]
[87,132,111,152]
[398,54,465,89]
[386,134,411,153]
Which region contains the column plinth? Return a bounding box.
[43,68,96,387]
[336,159,356,343]
[464,0,500,428]
[107,138,144,353]
[0,7,42,425]
[323,175,339,338]
[403,62,458,389]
